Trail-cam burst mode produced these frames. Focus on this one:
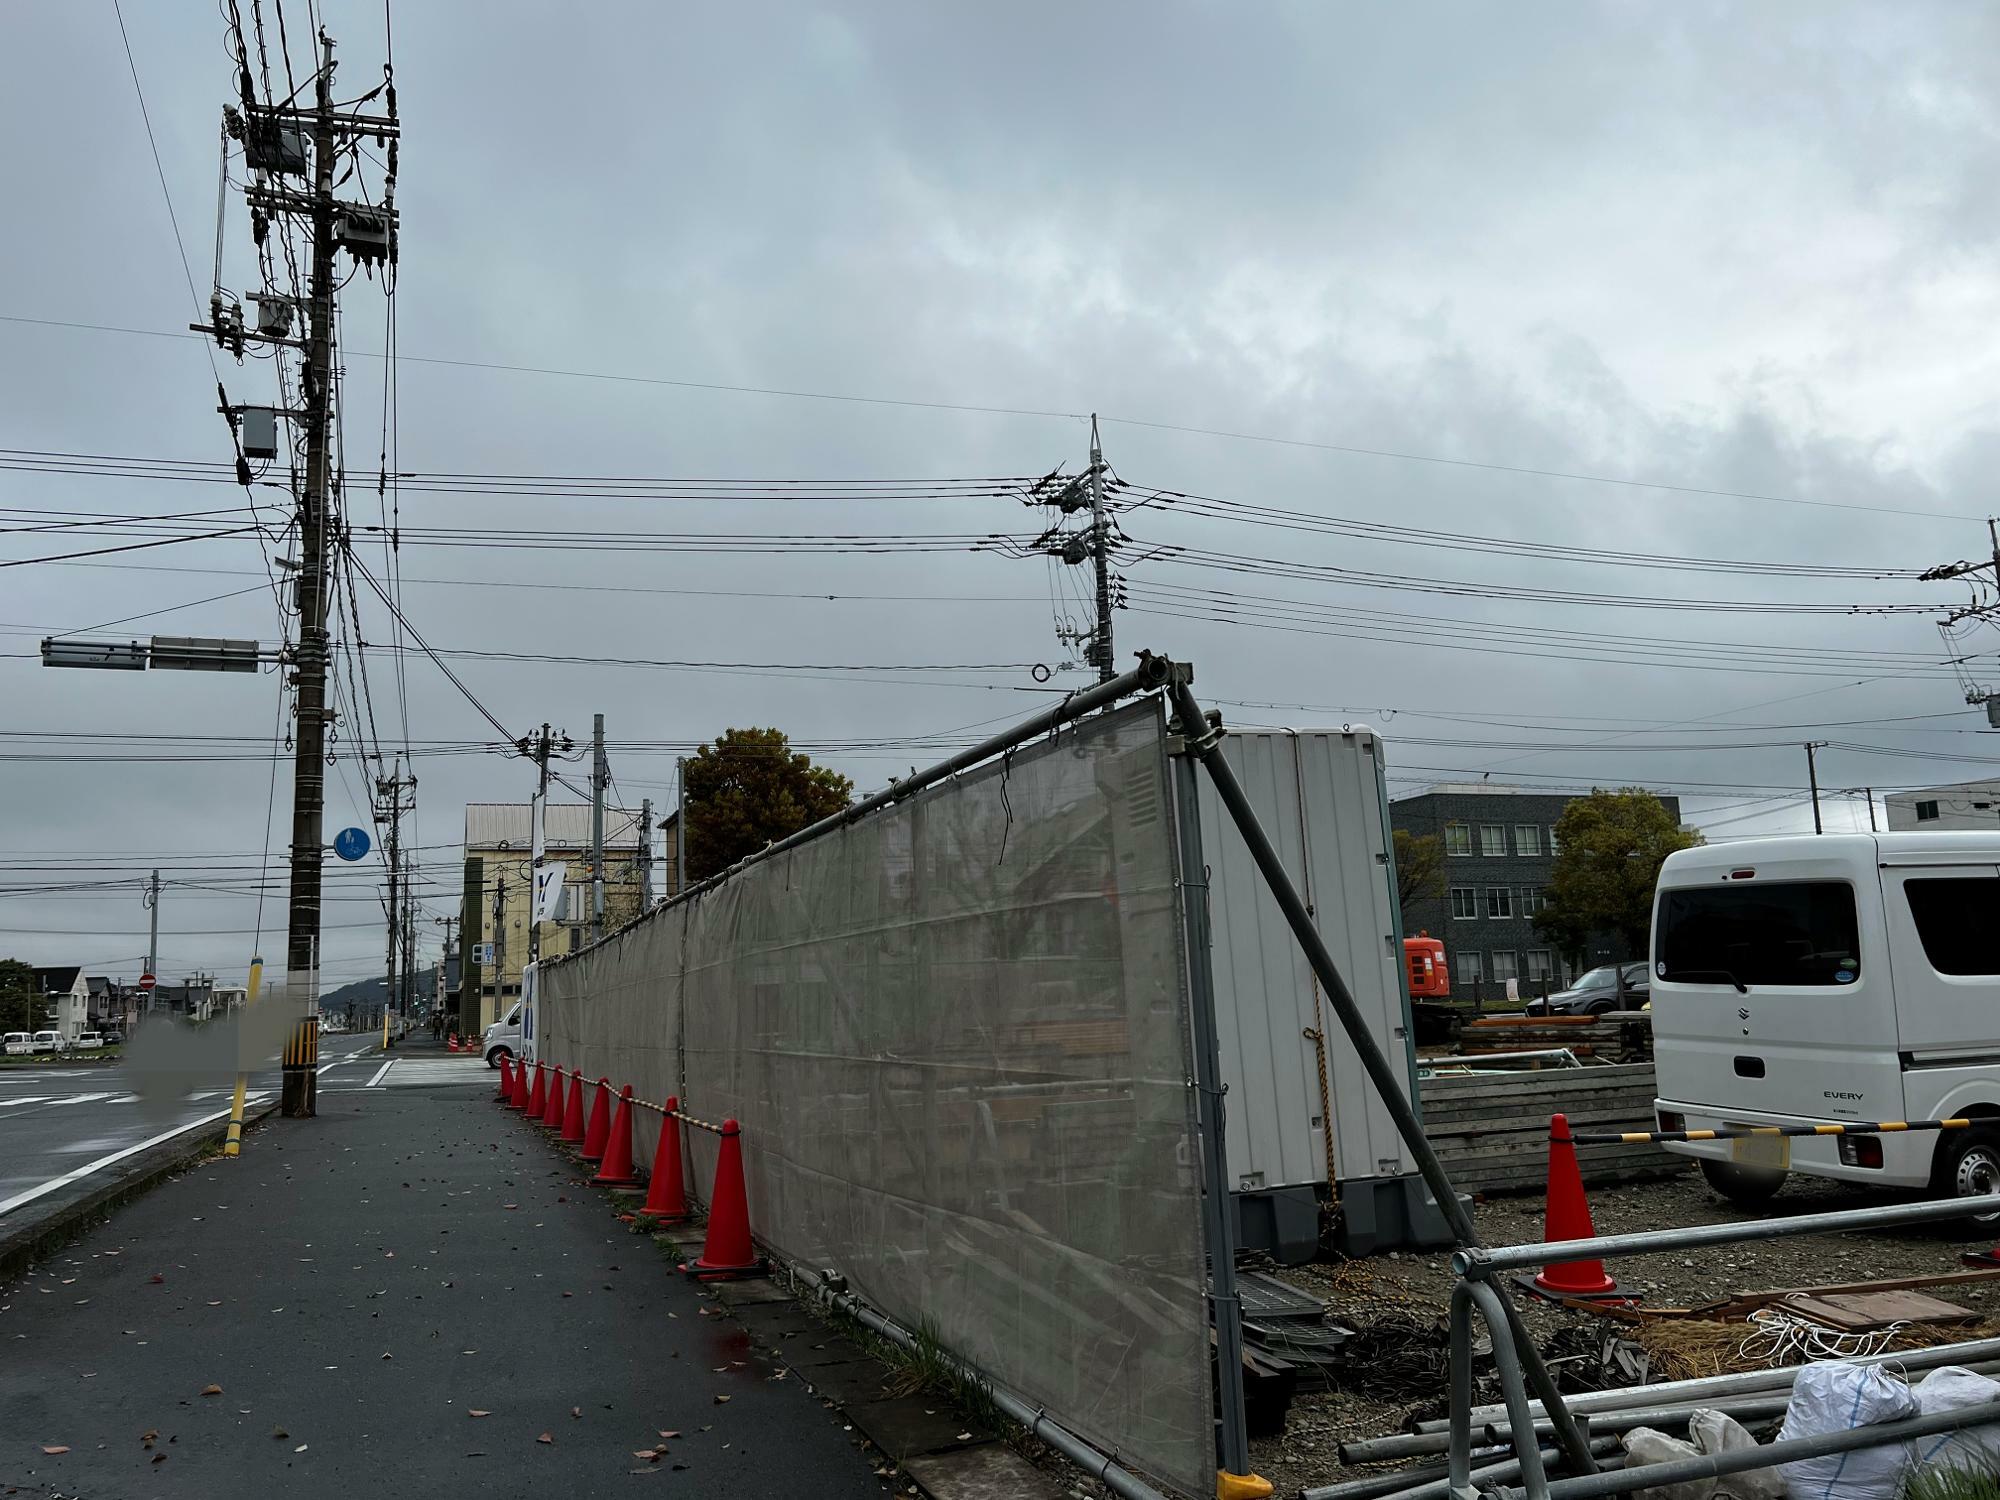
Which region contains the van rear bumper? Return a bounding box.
[1654,1099,1935,1190]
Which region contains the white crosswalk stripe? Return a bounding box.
[367,1058,492,1088]
[0,1090,267,1109]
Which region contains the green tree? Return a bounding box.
[0,958,34,1034]
[1535,789,1703,961]
[1393,829,1446,910]
[684,728,855,883]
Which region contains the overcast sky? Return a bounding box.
[4,1,1998,990]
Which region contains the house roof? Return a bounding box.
[463,803,644,851]
[33,966,81,992]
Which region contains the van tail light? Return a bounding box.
[1657,1110,1685,1134]
[1839,1135,1884,1169]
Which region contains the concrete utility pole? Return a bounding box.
[143,870,160,1013]
[676,758,689,894]
[1087,413,1113,683]
[638,798,655,906]
[590,712,607,944]
[1805,741,1826,835]
[374,759,414,1042]
[433,914,458,1025]
[1864,786,1878,832]
[517,724,573,970]
[490,877,508,1018]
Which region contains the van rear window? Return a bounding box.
[1904,877,2000,977]
[1657,881,1860,987]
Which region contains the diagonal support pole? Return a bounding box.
[1166,679,1596,1478]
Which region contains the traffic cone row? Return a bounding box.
[504,1065,762,1280]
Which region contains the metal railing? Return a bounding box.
[1434,1193,2000,1500]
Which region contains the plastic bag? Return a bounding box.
[1910,1366,2000,1475]
[1775,1360,1916,1500]
[1622,1412,1782,1500]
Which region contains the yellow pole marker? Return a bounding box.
[223,955,263,1159]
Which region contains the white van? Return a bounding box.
[1652,832,2000,1208]
[482,1001,523,1068]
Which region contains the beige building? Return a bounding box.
[459,803,651,1033]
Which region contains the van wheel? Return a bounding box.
[1699,1157,1786,1207]
[485,1045,511,1070]
[1934,1128,2000,1223]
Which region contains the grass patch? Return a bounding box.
[1908,1466,2000,1500]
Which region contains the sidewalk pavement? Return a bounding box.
[0,1077,889,1497]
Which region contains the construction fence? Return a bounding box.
[537,700,1215,1498]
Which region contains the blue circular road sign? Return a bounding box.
[333,826,371,862]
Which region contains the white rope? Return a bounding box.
[1736,1298,1917,1367]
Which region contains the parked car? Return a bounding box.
[74,1032,103,1050]
[2,1032,32,1056]
[483,1000,523,1067]
[1525,962,1649,1017]
[32,1030,64,1053]
[101,1028,125,1046]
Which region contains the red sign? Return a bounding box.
[138,972,156,991]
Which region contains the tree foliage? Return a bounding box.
[683,728,855,883]
[1535,789,1703,960]
[1393,830,1446,910]
[0,958,34,1034]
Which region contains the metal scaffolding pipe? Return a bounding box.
[1426,1340,2000,1432]
[1304,1439,1624,1500]
[1455,1192,2000,1279]
[1167,679,1596,1478]
[1499,1398,2000,1500]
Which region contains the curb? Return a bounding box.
[0,1099,280,1282]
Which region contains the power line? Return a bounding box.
[2,316,1976,523]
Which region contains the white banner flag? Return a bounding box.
[533,861,567,922]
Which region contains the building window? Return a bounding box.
[1444,824,1472,857]
[1520,887,1550,916]
[1484,886,1513,919]
[1449,887,1479,920]
[1526,949,1556,982]
[1916,800,1940,822]
[1479,824,1507,857]
[1454,951,1482,985]
[1490,951,1520,983]
[1515,824,1542,857]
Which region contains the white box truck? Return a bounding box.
[1187,725,1454,1259]
[1652,831,2000,1208]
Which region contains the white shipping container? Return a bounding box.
[1190,725,1455,1259]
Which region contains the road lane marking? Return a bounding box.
[0,1104,247,1219]
[365,1059,396,1088]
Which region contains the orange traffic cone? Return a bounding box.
[541,1066,567,1128]
[524,1061,548,1118]
[509,1054,532,1109]
[495,1053,513,1102]
[1527,1113,1620,1299]
[580,1077,612,1163]
[637,1096,691,1223]
[447,1034,460,1052]
[683,1119,764,1279]
[559,1069,586,1144]
[593,1085,638,1186]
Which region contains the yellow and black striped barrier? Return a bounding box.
[1571,1118,1978,1146]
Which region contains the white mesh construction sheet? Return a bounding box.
[543,701,1211,1495]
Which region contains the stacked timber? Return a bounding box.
[1416,1061,1685,1196]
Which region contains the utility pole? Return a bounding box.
[676,758,689,895]
[1920,518,2000,723]
[1863,787,1878,833]
[490,877,508,1018]
[1026,417,1119,680]
[590,712,607,944]
[1805,741,1826,834]
[433,913,458,1026]
[638,798,655,907]
[1087,414,1113,683]
[143,870,160,1013]
[516,724,574,970]
[374,759,414,1043]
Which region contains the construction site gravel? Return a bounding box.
[1256,1159,2000,1499]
